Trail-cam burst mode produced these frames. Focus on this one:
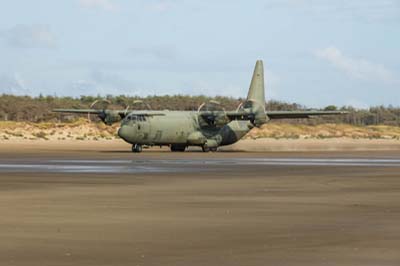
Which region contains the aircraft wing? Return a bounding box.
[53,108,167,125]
[53,109,103,114]
[266,110,348,119]
[53,109,166,117]
[207,110,347,119]
[200,110,347,124]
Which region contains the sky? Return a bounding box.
[0,0,399,107]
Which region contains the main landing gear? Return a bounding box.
[170,144,186,152]
[202,146,218,152]
[132,144,217,153]
[132,144,143,153]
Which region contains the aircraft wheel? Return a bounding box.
[132,144,143,153]
[202,146,210,152]
[202,146,217,152]
[171,145,186,152]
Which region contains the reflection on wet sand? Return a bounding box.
[1,157,400,174]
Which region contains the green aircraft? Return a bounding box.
[54,60,346,152]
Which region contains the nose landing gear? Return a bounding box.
[201,146,218,152]
[132,144,143,153]
[201,139,219,152]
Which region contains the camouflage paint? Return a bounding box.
[54,60,347,152]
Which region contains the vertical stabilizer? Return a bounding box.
[246,60,265,109]
[243,60,267,127]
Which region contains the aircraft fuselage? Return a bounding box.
[117,111,253,151]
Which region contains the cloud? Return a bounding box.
[67,70,136,96]
[315,46,396,83]
[90,70,135,90]
[0,73,30,95]
[130,45,177,61]
[148,0,174,12]
[0,25,56,49]
[265,0,400,22]
[264,69,280,100]
[78,0,118,11]
[344,99,369,110]
[69,79,97,95]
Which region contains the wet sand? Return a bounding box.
[1,142,400,265]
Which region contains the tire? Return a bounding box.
[202,146,217,152]
[202,146,210,152]
[171,145,186,152]
[132,144,143,153]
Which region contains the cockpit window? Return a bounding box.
[125,114,147,122]
[126,115,137,122]
[137,115,147,122]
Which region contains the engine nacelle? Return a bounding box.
[241,100,268,127]
[197,101,229,128]
[98,110,122,126]
[187,131,207,145]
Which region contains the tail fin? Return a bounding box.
[247,60,265,110]
[244,60,267,126]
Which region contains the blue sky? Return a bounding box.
[0,0,399,107]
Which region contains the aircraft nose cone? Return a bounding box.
[118,126,130,142]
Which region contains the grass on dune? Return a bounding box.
[1,120,400,140]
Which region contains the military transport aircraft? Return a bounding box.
[54,60,346,152]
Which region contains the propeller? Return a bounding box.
[88,99,111,123]
[197,101,227,127]
[236,102,244,112]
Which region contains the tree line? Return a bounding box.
[0,94,399,126]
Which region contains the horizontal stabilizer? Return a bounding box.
[266,110,348,119]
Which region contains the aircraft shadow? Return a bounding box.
[99,150,246,154]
